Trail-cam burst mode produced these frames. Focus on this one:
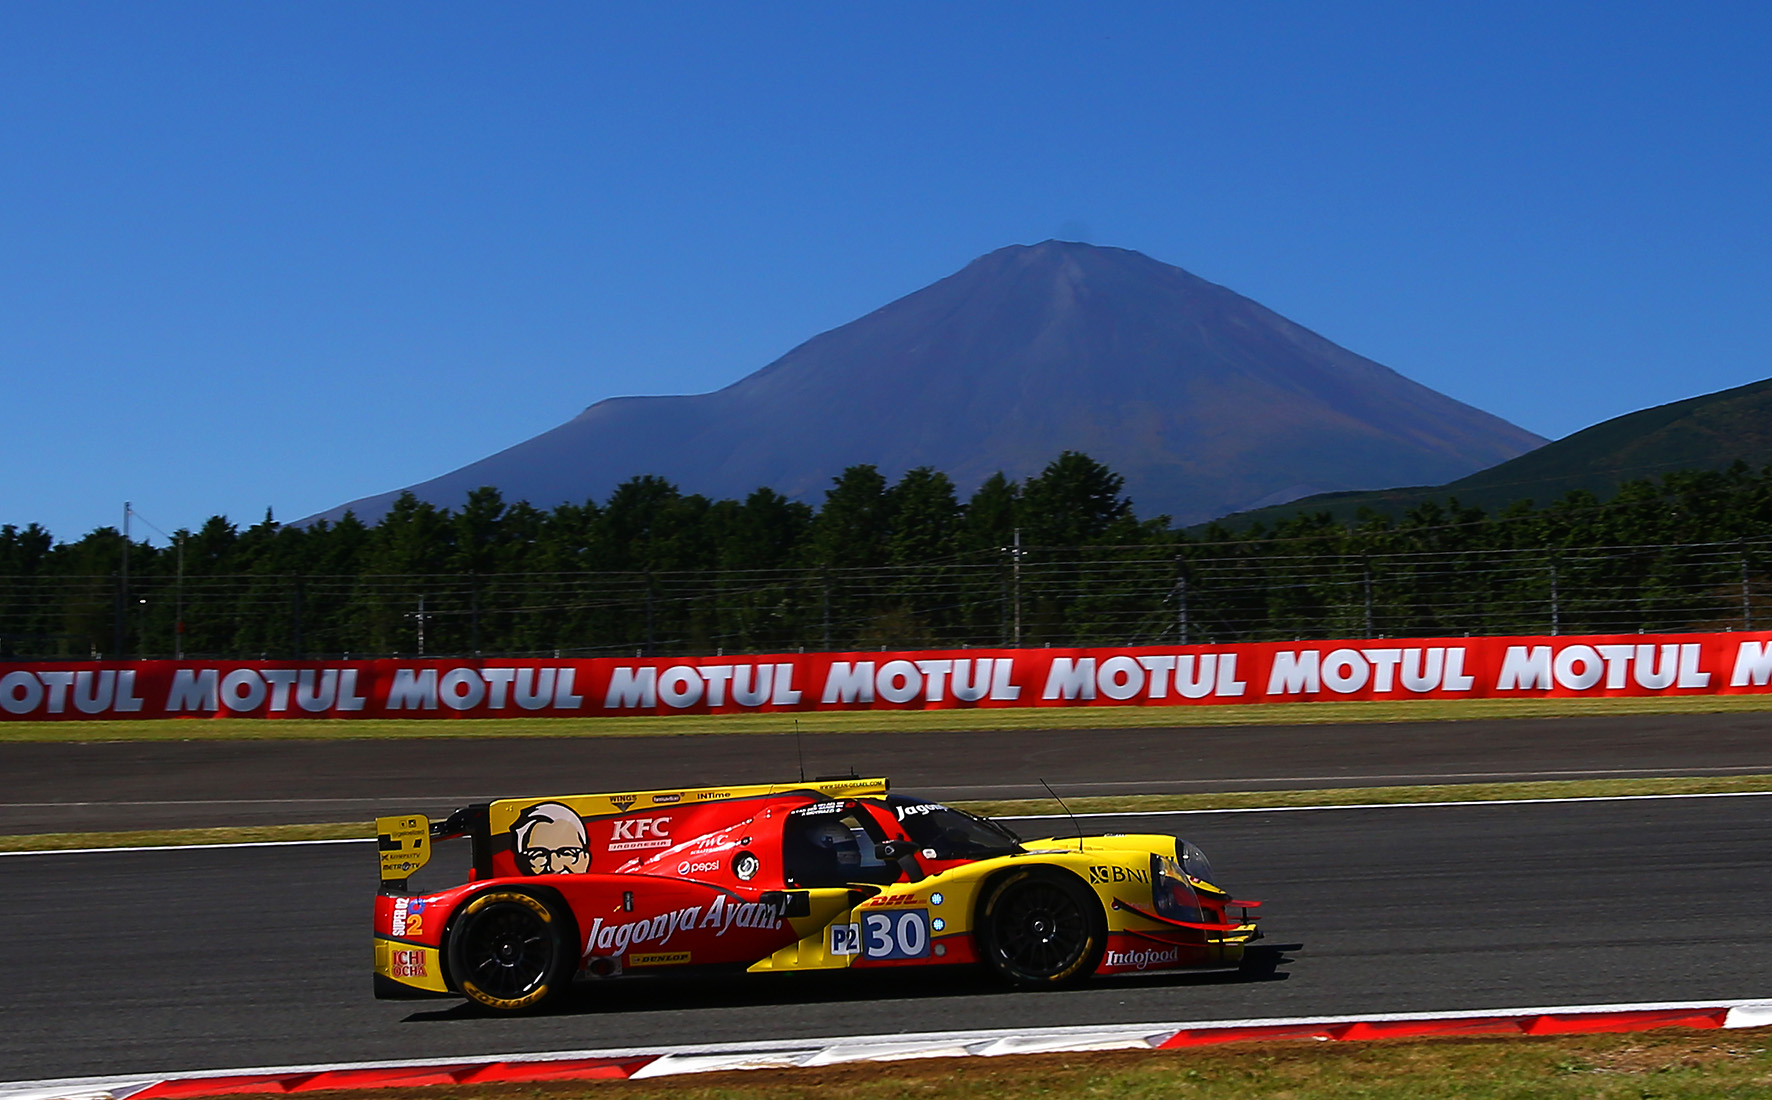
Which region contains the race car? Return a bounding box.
[373,777,1262,1012]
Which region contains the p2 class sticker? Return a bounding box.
[862,909,930,960]
[829,922,862,956]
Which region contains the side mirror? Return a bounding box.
[876,840,916,861]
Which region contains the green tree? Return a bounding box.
[1019,451,1136,546]
[811,465,894,568]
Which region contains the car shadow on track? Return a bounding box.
[403,949,1297,1023]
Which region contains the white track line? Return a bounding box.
[13,764,1772,810]
[5,999,1771,1098]
[996,788,1772,819]
[927,764,1772,792]
[6,787,1772,857]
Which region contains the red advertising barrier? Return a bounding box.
[6,630,1772,720]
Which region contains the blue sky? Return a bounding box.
[3,2,1769,542]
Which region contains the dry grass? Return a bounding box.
[7,773,1772,852]
[0,820,372,852]
[5,693,1772,742]
[956,772,1772,818]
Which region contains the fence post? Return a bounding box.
[999,568,1009,647]
[117,503,130,658]
[644,575,656,657]
[470,572,480,656]
[1012,527,1023,647]
[112,571,124,660]
[1176,569,1189,646]
[1742,551,1753,631]
[1549,559,1560,636]
[408,594,428,656]
[292,574,304,660]
[1363,557,1374,638]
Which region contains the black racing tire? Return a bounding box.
[445,890,572,1013]
[975,868,1106,988]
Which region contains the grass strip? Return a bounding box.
[180,1032,1772,1100]
[5,693,1772,743]
[949,772,1772,818]
[9,773,1772,852]
[0,821,373,852]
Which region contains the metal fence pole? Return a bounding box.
[1550,560,1560,636]
[1363,557,1374,638]
[1743,552,1754,631]
[1012,528,1022,647]
[1176,570,1189,645]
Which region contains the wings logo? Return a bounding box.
[609,795,638,812]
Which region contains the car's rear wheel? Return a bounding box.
[446,890,571,1013]
[976,868,1105,988]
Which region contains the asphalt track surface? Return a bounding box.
[8,711,1772,834]
[7,795,1772,1082]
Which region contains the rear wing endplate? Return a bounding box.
[376,814,431,890]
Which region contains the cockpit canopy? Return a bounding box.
[885,796,1023,860]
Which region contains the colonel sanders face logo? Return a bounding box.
[512,802,590,874]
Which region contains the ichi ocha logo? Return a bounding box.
[582,893,787,956]
[1105,946,1180,970]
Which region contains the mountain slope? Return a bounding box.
[1213,376,1772,528]
[307,241,1546,527]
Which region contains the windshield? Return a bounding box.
[1152,854,1205,922]
[782,801,898,886]
[886,797,1023,859]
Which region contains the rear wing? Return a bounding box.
[377,776,889,891]
[485,776,889,837]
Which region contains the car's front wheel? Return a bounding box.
[976,868,1105,988]
[445,890,571,1013]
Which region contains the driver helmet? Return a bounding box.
[808,820,862,869]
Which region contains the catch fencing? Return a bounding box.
[2,539,1770,661]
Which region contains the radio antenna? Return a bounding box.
[795,719,806,783]
[1039,778,1083,850]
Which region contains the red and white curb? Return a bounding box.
[8,1000,1771,1100]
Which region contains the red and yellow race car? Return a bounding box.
[373,777,1263,1012]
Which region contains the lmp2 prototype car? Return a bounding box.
[374,777,1262,1012]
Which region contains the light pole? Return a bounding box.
[1012,527,1023,647]
[175,532,185,660]
[116,501,131,658]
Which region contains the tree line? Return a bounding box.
[7,453,1772,660]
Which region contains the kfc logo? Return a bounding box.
[608,816,672,851]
